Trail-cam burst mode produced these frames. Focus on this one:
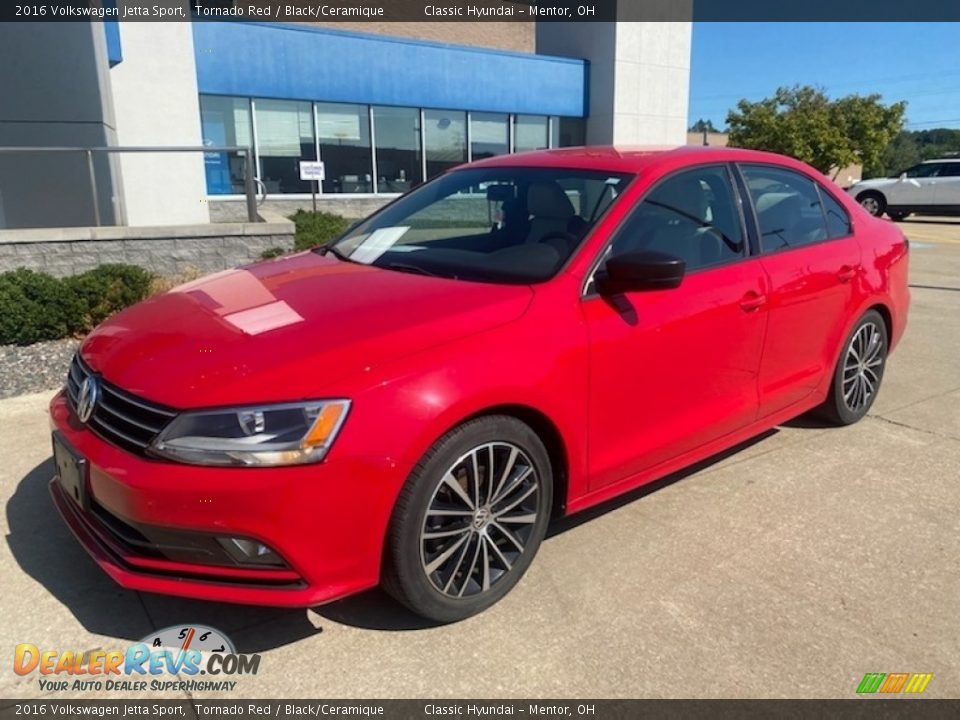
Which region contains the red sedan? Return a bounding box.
[49,147,909,622]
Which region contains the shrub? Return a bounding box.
[290,210,350,252]
[64,264,153,329]
[0,269,84,345]
[260,246,286,260]
[0,264,153,346]
[148,265,202,295]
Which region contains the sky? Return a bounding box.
[689,23,960,131]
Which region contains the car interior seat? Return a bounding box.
[755,193,803,250]
[642,177,721,268]
[525,182,575,246]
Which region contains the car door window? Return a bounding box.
[741,165,828,252]
[608,165,745,272]
[818,185,852,239]
[940,163,960,177]
[903,163,943,178]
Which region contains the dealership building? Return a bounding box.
[0,18,691,229]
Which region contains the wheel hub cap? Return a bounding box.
[842,321,883,412]
[419,442,540,598]
[472,507,492,531]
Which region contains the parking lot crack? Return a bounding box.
[868,413,960,443]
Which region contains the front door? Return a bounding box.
[584,165,768,490]
[887,162,944,206]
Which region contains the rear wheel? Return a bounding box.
[887,210,910,221]
[856,191,886,217]
[819,310,888,425]
[382,416,553,623]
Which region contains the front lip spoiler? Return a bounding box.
[47,479,371,607]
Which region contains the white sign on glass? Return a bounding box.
[299,161,326,181]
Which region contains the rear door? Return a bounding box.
[583,164,768,489]
[933,162,960,208]
[739,164,862,418]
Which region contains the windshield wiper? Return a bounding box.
[317,244,354,263]
[382,262,438,277]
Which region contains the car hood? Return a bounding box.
[848,177,898,192]
[81,252,534,409]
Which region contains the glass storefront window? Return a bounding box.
[200,96,583,196]
[254,99,316,194]
[556,117,587,148]
[199,95,253,195]
[372,106,422,193]
[513,115,549,153]
[316,102,373,194]
[470,112,509,161]
[424,109,467,179]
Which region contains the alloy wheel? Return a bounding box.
[842,321,884,412]
[860,196,881,216]
[419,442,540,599]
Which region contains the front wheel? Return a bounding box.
[382,416,553,623]
[856,191,886,217]
[819,310,888,425]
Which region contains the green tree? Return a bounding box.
[870,128,960,177]
[726,85,905,177]
[871,132,921,177]
[833,94,907,176]
[688,118,718,133]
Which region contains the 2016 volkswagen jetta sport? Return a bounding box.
[49,147,909,622]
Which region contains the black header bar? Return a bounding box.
[3,0,960,23]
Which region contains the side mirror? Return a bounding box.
[899,172,908,181]
[594,251,686,295]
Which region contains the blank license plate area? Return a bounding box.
[53,432,89,511]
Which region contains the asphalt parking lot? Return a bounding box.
[1,218,958,700]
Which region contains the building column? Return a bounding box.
[536,8,692,146]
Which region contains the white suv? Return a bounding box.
[847,158,960,220]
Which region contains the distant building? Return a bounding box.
[0,20,692,229]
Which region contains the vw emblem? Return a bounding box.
[76,376,100,424]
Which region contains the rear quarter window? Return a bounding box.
[818,186,852,238]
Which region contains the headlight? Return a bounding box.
[148,400,350,467]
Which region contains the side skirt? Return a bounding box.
[566,392,826,515]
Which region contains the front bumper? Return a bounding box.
[49,392,399,607]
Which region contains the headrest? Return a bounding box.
[756,193,802,230]
[650,177,709,222]
[527,182,575,219]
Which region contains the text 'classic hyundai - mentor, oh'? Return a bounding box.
[50,147,909,621]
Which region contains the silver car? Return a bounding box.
[847,158,960,220]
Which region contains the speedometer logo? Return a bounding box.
[141,625,235,654]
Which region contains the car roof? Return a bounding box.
[465,145,818,175]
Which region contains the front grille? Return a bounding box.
[66,354,177,455]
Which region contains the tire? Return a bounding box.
[887,210,910,221]
[382,415,553,623]
[818,310,888,425]
[856,191,886,217]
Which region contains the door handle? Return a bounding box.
[739,291,766,312]
[837,265,858,283]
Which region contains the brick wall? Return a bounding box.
[210,197,392,223]
[0,214,295,278]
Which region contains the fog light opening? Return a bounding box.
[216,536,286,567]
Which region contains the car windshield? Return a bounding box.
[328,167,633,284]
